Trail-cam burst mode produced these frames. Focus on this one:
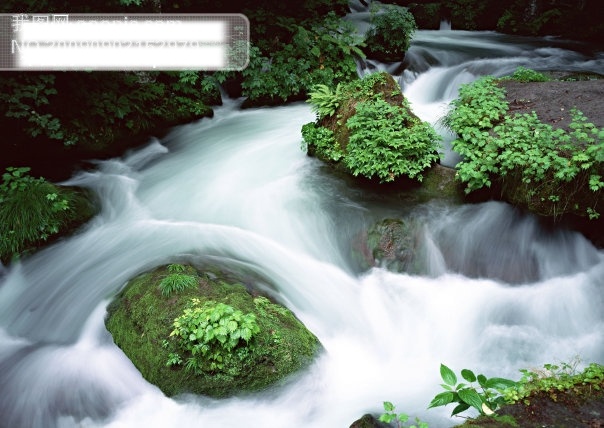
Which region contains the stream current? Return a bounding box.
[1,27,603,428]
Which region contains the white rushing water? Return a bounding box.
[1,30,603,428]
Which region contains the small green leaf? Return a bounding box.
[451,402,470,416]
[428,391,455,408]
[461,369,476,382]
[477,374,487,387]
[379,414,395,423]
[397,413,409,423]
[458,388,483,412]
[485,377,517,390]
[383,401,394,412]
[440,364,457,386]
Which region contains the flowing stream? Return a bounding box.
[1,26,603,428]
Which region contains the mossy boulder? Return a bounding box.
[316,72,408,152]
[105,264,320,398]
[350,414,389,428]
[302,72,441,184]
[417,164,464,203]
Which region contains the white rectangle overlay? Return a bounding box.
[19,21,226,43]
[4,14,249,70]
[16,44,225,69]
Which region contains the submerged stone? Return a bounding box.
[354,218,424,274]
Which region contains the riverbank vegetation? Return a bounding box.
[445,71,603,221]
[358,360,604,428]
[0,167,95,264]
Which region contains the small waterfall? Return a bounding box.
[439,19,452,31]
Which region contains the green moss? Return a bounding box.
[105,265,320,398]
[418,164,465,203]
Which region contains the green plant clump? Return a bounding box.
[168,299,260,375]
[0,166,92,263]
[447,76,604,219]
[239,13,364,104]
[377,360,603,426]
[503,362,604,405]
[302,72,441,183]
[0,71,217,153]
[345,98,441,182]
[364,4,417,62]
[158,264,199,296]
[379,401,428,428]
[301,123,343,162]
[504,66,550,83]
[429,364,517,417]
[306,83,344,119]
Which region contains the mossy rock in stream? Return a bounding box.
[105,264,320,398]
[302,72,441,184]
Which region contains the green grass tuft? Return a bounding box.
[159,272,198,297]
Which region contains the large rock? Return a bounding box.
[302,72,441,184]
[105,263,320,398]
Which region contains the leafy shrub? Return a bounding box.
[0,167,75,262]
[447,0,487,30]
[0,70,217,154]
[364,4,417,61]
[240,13,364,103]
[306,83,344,119]
[158,265,198,297]
[429,364,517,417]
[448,76,603,219]
[302,72,441,183]
[0,74,70,143]
[505,66,550,83]
[301,123,343,162]
[168,299,260,375]
[444,76,507,139]
[345,98,441,182]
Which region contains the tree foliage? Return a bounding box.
[364,4,417,62]
[239,13,364,104]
